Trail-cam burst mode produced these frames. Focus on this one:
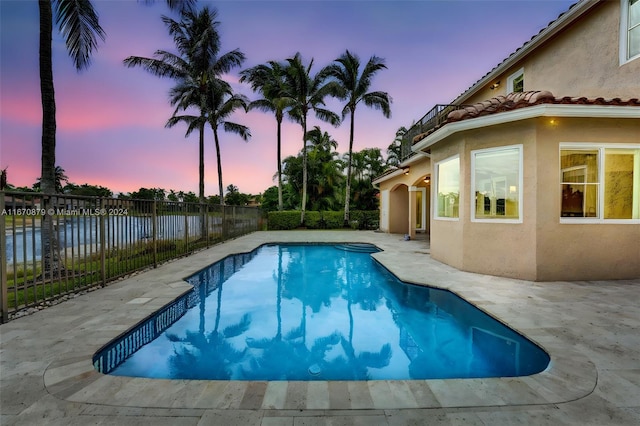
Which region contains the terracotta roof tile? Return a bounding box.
[412,91,639,144]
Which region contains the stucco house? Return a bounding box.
[374,0,640,281]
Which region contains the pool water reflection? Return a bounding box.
[93,244,549,380]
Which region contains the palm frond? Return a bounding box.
[54,0,105,71]
[223,122,251,141]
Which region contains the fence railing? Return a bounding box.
[401,104,469,162]
[0,191,263,322]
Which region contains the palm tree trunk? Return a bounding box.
[198,119,206,238]
[39,0,62,277]
[277,118,283,211]
[39,0,55,195]
[213,126,224,205]
[343,111,355,227]
[198,120,205,202]
[301,118,308,225]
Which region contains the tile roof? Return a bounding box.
[413,91,640,144]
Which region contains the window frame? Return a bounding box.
[620,0,640,64]
[471,144,524,224]
[433,155,460,221]
[506,68,524,93]
[560,142,640,224]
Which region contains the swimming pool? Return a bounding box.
[93,243,549,380]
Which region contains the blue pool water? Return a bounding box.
[93,244,549,381]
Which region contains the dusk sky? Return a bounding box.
[0,0,577,196]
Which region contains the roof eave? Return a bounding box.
[372,167,409,185]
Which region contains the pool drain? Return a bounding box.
[308,364,321,375]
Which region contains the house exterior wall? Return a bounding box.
[429,115,639,281]
[430,138,466,270]
[430,122,539,279]
[534,116,640,281]
[376,156,431,234]
[464,1,639,104]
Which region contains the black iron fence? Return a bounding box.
[0,191,262,322]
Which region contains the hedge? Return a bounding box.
[267,210,379,230]
[267,211,300,230]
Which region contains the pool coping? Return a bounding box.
[40,232,598,411]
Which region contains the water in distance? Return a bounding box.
[95,244,549,380]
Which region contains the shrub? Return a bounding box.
[267,211,301,230]
[349,210,380,230]
[322,211,344,229]
[304,211,322,229]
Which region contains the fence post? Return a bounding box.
[222,205,227,241]
[152,200,157,268]
[0,192,8,323]
[99,198,106,287]
[184,204,189,253]
[204,203,209,247]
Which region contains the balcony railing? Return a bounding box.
[401,104,468,162]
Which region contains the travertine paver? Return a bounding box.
[1,230,639,425]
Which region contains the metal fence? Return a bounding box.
[0,191,263,322]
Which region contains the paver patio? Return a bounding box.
[1,231,638,425]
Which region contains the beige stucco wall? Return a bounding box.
[429,115,640,281]
[464,1,640,104]
[376,156,431,234]
[429,138,466,270]
[534,116,640,281]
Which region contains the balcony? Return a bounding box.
[400,104,468,162]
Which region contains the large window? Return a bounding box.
[471,145,523,222]
[622,0,640,62]
[560,144,640,222]
[435,156,459,219]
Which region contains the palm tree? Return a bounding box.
[239,61,294,212]
[323,50,391,226]
[168,78,250,204]
[39,0,104,196]
[386,126,407,168]
[38,0,105,276]
[282,53,340,224]
[305,127,344,211]
[123,6,242,203]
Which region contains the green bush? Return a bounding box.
[267,211,301,230]
[304,211,322,229]
[322,211,344,229]
[349,210,380,230]
[267,210,379,230]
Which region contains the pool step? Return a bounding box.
[334,243,379,253]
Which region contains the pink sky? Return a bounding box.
[0,0,576,196]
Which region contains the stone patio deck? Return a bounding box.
[1,231,638,425]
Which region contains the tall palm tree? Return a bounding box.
[39,0,104,196]
[323,50,391,226]
[169,78,250,204]
[239,61,293,211]
[282,53,340,224]
[206,80,250,204]
[38,0,104,275]
[123,6,242,203]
